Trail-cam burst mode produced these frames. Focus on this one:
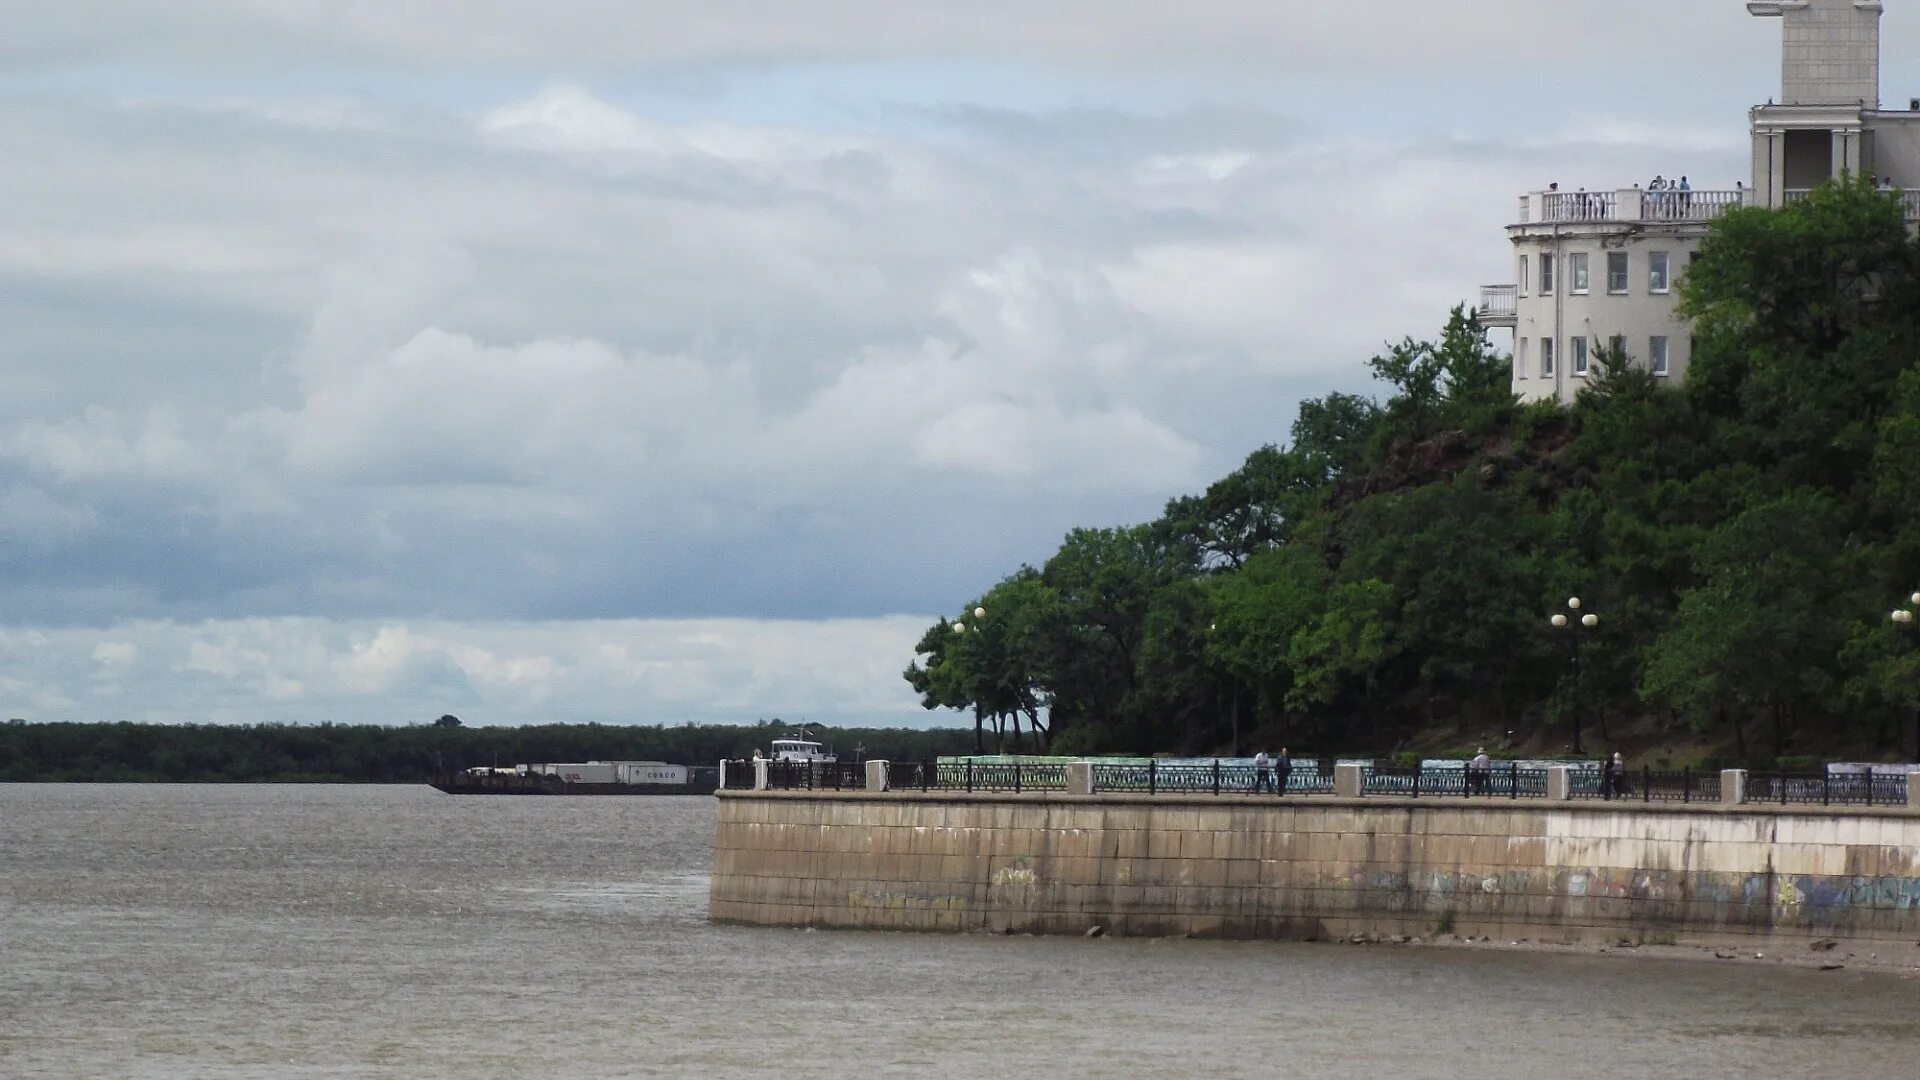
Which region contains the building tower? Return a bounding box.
[1479,0,1916,405]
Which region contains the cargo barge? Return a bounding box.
[429,760,721,796]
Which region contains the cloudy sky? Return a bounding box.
[2,2,1908,729]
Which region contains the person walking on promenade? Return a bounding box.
[1252,749,1273,793]
[1275,747,1293,796]
[1470,747,1491,795]
[1603,752,1628,800]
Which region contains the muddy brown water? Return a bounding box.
[3,784,1917,1078]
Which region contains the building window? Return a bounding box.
[1607,252,1629,294]
[1571,253,1590,294]
[1516,338,1528,379]
[1650,335,1669,376]
[1541,254,1555,295]
[1541,337,1556,378]
[1609,334,1627,364]
[1649,251,1670,293]
[1519,255,1529,297]
[1571,336,1589,377]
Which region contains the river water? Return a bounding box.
[2,784,1917,1079]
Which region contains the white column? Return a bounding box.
[1721,769,1748,805]
[1066,761,1093,795]
[1334,762,1364,799]
[1906,772,1920,810]
[865,760,889,792]
[1547,765,1573,801]
[753,758,769,791]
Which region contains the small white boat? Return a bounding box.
[767,736,836,764]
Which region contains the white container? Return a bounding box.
[552,763,618,784]
[618,763,688,786]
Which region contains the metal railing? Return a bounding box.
[764,760,865,791]
[1476,284,1517,320]
[1360,763,1548,799]
[934,761,1067,793]
[751,758,1914,807]
[1089,760,1335,796]
[884,760,936,792]
[1634,768,1720,804]
[1748,772,1907,807]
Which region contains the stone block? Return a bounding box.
[1066,761,1094,795]
[1334,762,1364,798]
[1721,769,1748,805]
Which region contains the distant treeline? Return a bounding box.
[0,720,977,784]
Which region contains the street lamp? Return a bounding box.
[1892,594,1919,760]
[1550,597,1599,755]
[955,606,985,749]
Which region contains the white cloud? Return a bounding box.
[0,9,1783,722]
[0,616,940,727]
[0,1,1784,75]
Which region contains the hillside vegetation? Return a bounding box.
[907,179,1920,766]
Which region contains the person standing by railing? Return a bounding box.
[1469,748,1491,795]
[1604,752,1628,800]
[1252,749,1273,793]
[1275,747,1293,796]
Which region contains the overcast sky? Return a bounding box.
[1,2,1908,729]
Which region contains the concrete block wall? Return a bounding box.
[709,793,1920,946]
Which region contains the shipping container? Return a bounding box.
[618,764,688,786]
[552,763,619,784]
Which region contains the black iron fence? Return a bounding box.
[1088,760,1336,795]
[1359,763,1548,799]
[934,761,1068,792]
[1636,768,1720,804]
[1748,772,1908,807]
[764,760,866,791]
[749,758,1914,807]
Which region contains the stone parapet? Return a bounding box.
[710,791,1920,946]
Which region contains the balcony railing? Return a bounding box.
[1476,284,1517,324]
[1519,187,1747,226]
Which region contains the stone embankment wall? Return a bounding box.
[709,793,1920,944]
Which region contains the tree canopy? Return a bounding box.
[906,179,1920,764]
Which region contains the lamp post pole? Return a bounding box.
[1551,597,1599,756]
[1893,592,1920,761]
[952,606,987,753]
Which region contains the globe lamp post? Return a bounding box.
[1551,598,1599,755]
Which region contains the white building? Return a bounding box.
[1479,0,1920,405]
